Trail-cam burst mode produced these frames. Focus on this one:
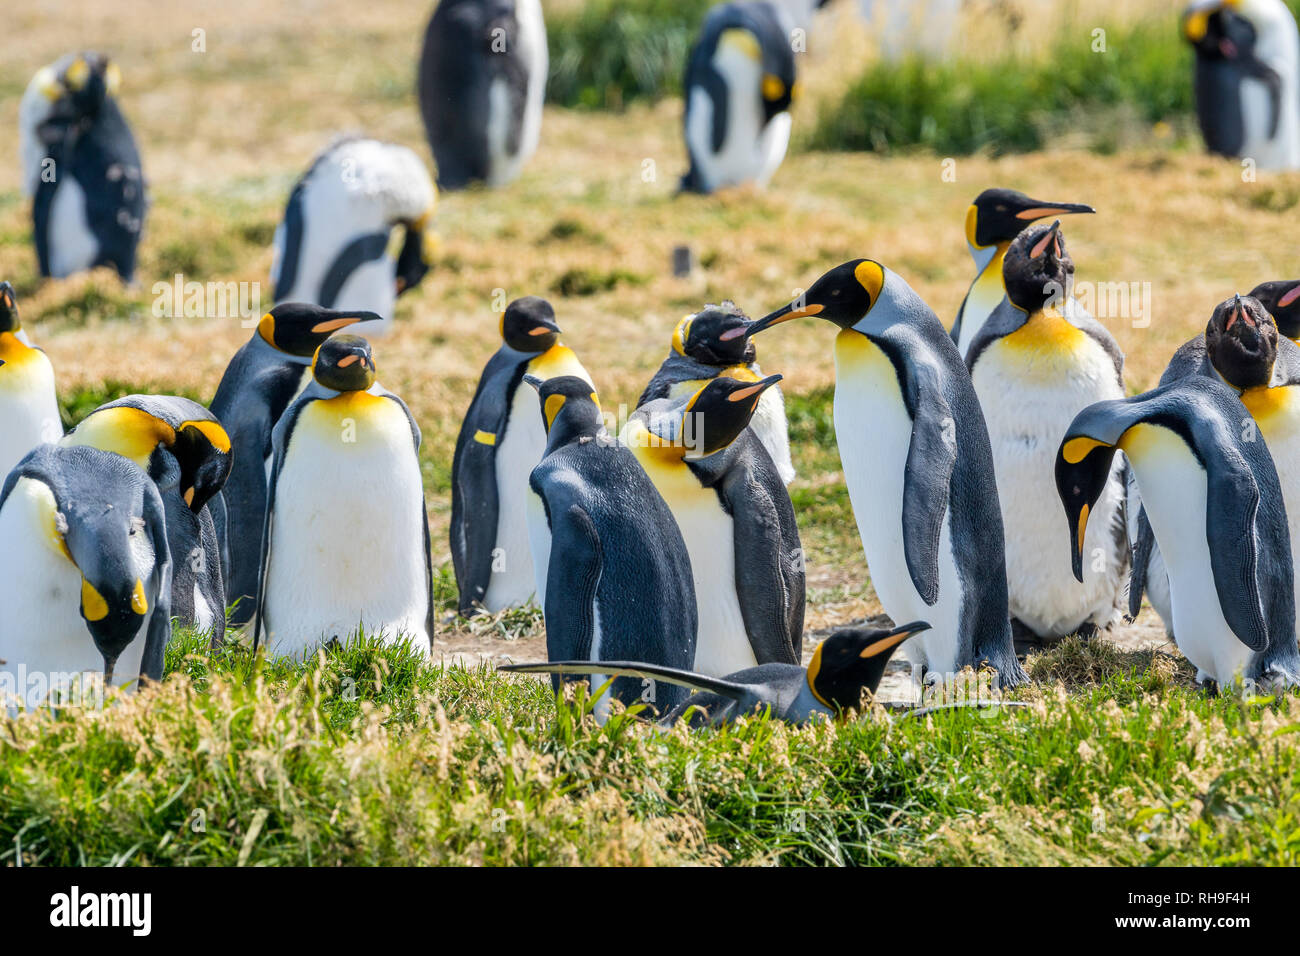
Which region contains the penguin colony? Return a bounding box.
[7,0,1300,729]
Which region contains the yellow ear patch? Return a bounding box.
[544,393,567,429]
[81,578,108,621]
[105,62,121,95]
[36,67,62,101]
[964,204,981,247]
[1061,436,1111,465]
[257,312,277,347]
[1184,9,1210,41]
[64,57,90,91]
[671,315,694,356]
[804,642,833,708]
[761,74,785,102]
[718,28,761,62]
[131,579,148,615]
[180,419,232,454]
[854,260,885,303]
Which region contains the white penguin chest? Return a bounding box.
[956,249,1008,357]
[0,341,60,477]
[482,382,548,611]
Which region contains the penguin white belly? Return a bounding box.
[46,175,99,279]
[262,394,429,657]
[192,582,216,634]
[755,111,791,188]
[677,498,753,676]
[750,384,796,484]
[329,257,397,337]
[483,384,546,612]
[0,347,60,479]
[1240,77,1289,170]
[956,251,1007,358]
[686,47,769,191]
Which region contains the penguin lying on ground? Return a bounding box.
[524,375,698,721]
[19,52,145,283]
[638,302,795,484]
[0,282,61,480]
[1059,373,1300,690]
[254,336,435,658]
[451,297,593,615]
[749,259,1026,690]
[1249,279,1300,341]
[500,622,929,727]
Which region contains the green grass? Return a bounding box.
[58,381,209,430]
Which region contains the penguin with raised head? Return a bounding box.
[638,302,795,484]
[61,395,232,640]
[0,282,61,480]
[500,621,929,728]
[418,0,548,190]
[450,296,593,615]
[965,222,1128,644]
[271,138,436,336]
[0,444,171,698]
[1249,279,1300,341]
[950,188,1094,360]
[622,374,803,676]
[681,2,797,194]
[210,303,380,623]
[19,53,145,282]
[254,336,434,658]
[1059,374,1300,690]
[524,375,698,720]
[748,260,1026,689]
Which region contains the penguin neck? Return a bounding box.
[968,239,1009,276]
[804,642,834,710]
[546,408,606,452]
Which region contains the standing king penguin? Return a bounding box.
[524,375,698,720]
[966,222,1128,642]
[19,53,145,283]
[749,260,1027,689]
[623,374,804,676]
[210,303,380,623]
[271,137,436,337]
[254,336,435,657]
[1249,279,1300,341]
[638,301,795,484]
[450,296,593,615]
[1059,373,1300,690]
[0,282,61,480]
[418,0,548,190]
[681,2,797,194]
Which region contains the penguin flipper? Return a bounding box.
[1128,504,1155,621]
[731,472,801,664]
[541,504,604,665]
[499,660,751,702]
[318,232,390,309]
[702,63,730,155]
[1205,456,1270,652]
[252,396,310,651]
[138,481,173,686]
[900,370,958,606]
[381,389,437,648]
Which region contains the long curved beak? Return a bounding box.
[1071,503,1091,583]
[725,373,784,402]
[1016,200,1094,220]
[1029,220,1063,260]
[748,301,823,335]
[861,621,931,658]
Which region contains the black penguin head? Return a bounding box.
[749,259,885,334]
[1056,431,1124,582]
[676,374,783,457]
[258,303,381,357]
[757,38,796,122]
[1184,1,1256,59]
[807,622,931,711]
[672,302,756,366]
[312,335,376,392]
[0,282,22,334]
[1003,221,1075,313]
[56,53,119,118]
[1206,294,1278,390]
[966,188,1094,250]
[527,374,603,438]
[501,297,563,352]
[1248,280,1300,340]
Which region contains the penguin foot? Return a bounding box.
[1073,623,1100,643]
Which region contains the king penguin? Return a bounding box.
[622,374,804,677]
[681,1,798,194]
[210,303,380,623]
[0,444,171,701]
[418,0,548,190]
[748,259,1027,690]
[950,188,1094,361]
[965,222,1128,643]
[0,282,61,480]
[271,137,436,336]
[19,53,145,283]
[254,336,434,658]
[61,395,232,641]
[450,296,593,615]
[1059,373,1300,690]
[638,301,795,484]
[1249,279,1300,341]
[523,375,698,721]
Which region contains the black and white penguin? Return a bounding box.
[966,222,1128,643]
[0,282,61,480]
[749,259,1027,690]
[254,336,435,658]
[0,444,171,697]
[210,303,380,623]
[271,138,436,336]
[1249,279,1300,341]
[523,375,698,721]
[950,188,1094,360]
[500,621,930,728]
[1059,373,1300,690]
[1184,0,1300,170]
[637,301,795,483]
[681,1,797,194]
[19,53,145,283]
[450,296,593,615]
[417,0,548,190]
[61,395,231,641]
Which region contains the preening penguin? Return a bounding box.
[210,303,380,623]
[638,301,795,484]
[0,445,171,699]
[418,0,548,190]
[749,259,1026,689]
[271,137,436,335]
[681,1,798,194]
[965,222,1128,642]
[622,374,804,677]
[0,282,61,480]
[1249,279,1300,341]
[1059,374,1300,690]
[19,52,145,282]
[950,188,1094,360]
[450,296,593,615]
[254,336,435,658]
[500,621,929,728]
[524,375,698,720]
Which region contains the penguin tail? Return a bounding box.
[499,660,750,701]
